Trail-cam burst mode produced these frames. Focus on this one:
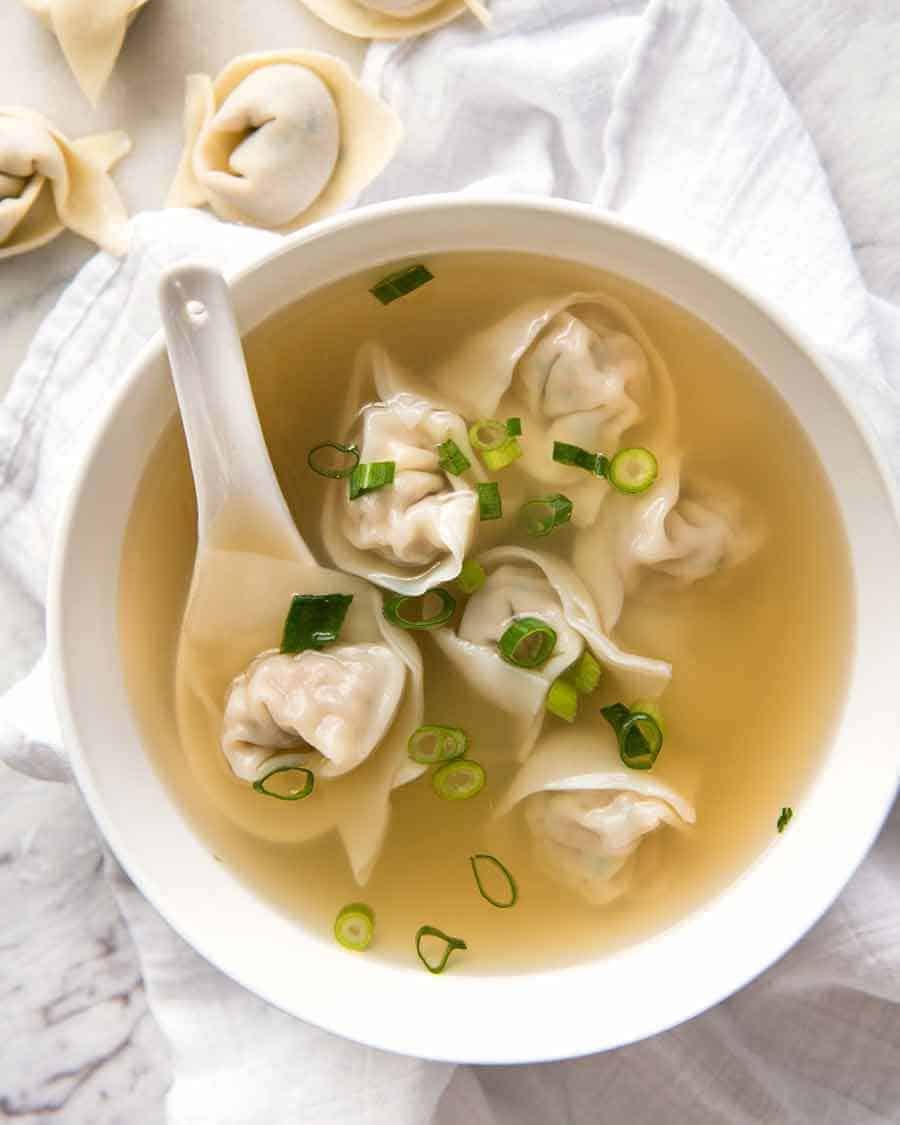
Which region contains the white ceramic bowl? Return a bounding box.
[49,196,900,1063]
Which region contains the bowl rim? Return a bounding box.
[47,193,900,1063]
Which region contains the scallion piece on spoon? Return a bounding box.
[608,447,658,494]
[457,558,486,594]
[432,758,486,801]
[552,440,609,478]
[253,764,315,801]
[415,925,468,974]
[334,902,375,951]
[408,724,468,765]
[476,481,503,521]
[349,460,396,500]
[384,587,456,630]
[498,616,557,668]
[469,854,519,909]
[307,441,360,479]
[519,493,573,537]
[546,676,578,722]
[370,264,434,305]
[281,593,353,653]
[436,438,471,476]
[601,702,664,770]
[469,419,523,471]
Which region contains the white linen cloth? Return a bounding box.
[2,1,899,1122]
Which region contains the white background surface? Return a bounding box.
[1,1,899,1120]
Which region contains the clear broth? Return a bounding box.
[119,252,853,972]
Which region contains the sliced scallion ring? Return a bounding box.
[408,725,468,765]
[506,417,523,437]
[476,481,503,521]
[519,494,573,537]
[252,764,315,801]
[415,925,467,974]
[281,593,353,653]
[569,650,602,695]
[546,676,578,722]
[498,616,557,669]
[370,264,434,305]
[469,419,523,471]
[608,447,658,494]
[307,441,360,479]
[436,438,471,476]
[630,698,666,735]
[552,440,609,478]
[334,902,375,951]
[384,588,456,630]
[469,853,518,909]
[432,758,486,800]
[601,702,664,770]
[456,558,486,594]
[348,460,396,500]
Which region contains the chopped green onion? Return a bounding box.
[349,460,396,500]
[334,902,375,951]
[506,417,523,437]
[468,419,523,471]
[546,676,578,722]
[253,764,315,801]
[415,925,467,974]
[569,650,602,695]
[608,447,658,494]
[408,725,468,765]
[469,853,518,909]
[432,758,486,800]
[519,493,573,537]
[498,616,557,669]
[281,593,353,653]
[370,263,434,305]
[777,806,794,833]
[601,702,664,770]
[384,588,456,630]
[476,481,503,521]
[457,558,486,594]
[307,441,360,479]
[552,440,608,478]
[436,438,471,476]
[630,698,666,735]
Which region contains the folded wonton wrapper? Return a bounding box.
[167,51,403,232]
[496,726,695,905]
[0,108,130,259]
[431,545,671,759]
[296,0,489,41]
[322,341,484,596]
[23,0,149,106]
[177,545,425,885]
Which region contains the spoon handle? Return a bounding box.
[159,262,312,561]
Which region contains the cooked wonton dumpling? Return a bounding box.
[296,0,489,41]
[0,108,130,259]
[432,545,671,759]
[167,51,403,232]
[497,728,695,905]
[222,643,406,782]
[323,344,483,596]
[23,0,149,106]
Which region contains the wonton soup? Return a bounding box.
[120,252,852,973]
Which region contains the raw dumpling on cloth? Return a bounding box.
[22,0,149,106]
[167,50,403,232]
[431,545,671,759]
[177,546,425,885]
[496,727,695,904]
[417,290,678,527]
[296,0,489,42]
[0,107,130,259]
[322,341,483,596]
[575,458,764,630]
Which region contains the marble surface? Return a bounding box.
[1,1,899,1121]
